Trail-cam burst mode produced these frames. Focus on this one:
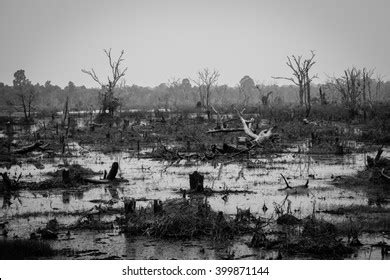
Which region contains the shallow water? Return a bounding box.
[1,144,389,259]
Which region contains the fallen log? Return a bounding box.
[206,128,244,134]
[83,178,120,184]
[13,142,44,154]
[234,108,277,145]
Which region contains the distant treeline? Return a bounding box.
[1,76,389,115]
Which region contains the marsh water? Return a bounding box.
[1,138,389,260]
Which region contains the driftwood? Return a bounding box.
[235,108,277,145]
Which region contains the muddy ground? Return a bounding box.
[0,111,389,260]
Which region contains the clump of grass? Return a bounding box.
[0,239,54,260]
[125,198,238,240]
[280,217,353,259]
[46,163,97,178]
[18,163,98,190]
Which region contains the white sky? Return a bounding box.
[0,0,389,87]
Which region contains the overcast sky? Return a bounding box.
[0,0,389,88]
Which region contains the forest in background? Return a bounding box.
[1,50,390,120]
[1,74,390,115]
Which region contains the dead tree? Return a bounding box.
[211,105,228,129]
[192,68,220,120]
[106,162,119,181]
[332,67,374,120]
[273,51,317,117]
[255,84,273,107]
[82,49,127,117]
[235,108,276,145]
[62,95,69,126]
[375,74,384,100]
[361,68,374,120]
[319,86,328,105]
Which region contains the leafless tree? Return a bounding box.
[82,49,127,117]
[332,67,374,120]
[255,84,273,107]
[375,74,384,100]
[273,51,317,117]
[318,86,327,105]
[361,68,374,120]
[192,68,220,120]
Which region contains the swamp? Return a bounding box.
[1,103,390,260]
[1,1,390,261]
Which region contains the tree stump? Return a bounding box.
[106,162,119,181]
[189,171,204,192]
[1,173,13,191]
[62,169,71,184]
[153,199,163,214]
[124,198,136,218]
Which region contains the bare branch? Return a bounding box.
[81,69,103,87]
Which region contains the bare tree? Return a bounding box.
[255,84,273,107]
[375,74,384,101]
[318,86,328,105]
[82,49,127,117]
[273,51,318,117]
[332,67,374,120]
[192,68,220,120]
[361,68,374,120]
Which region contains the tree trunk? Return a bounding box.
[106,162,119,180]
[298,82,304,106]
[153,199,163,214]
[62,169,71,184]
[1,173,14,190]
[124,198,136,218]
[189,171,204,192]
[21,95,28,122]
[305,81,311,117]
